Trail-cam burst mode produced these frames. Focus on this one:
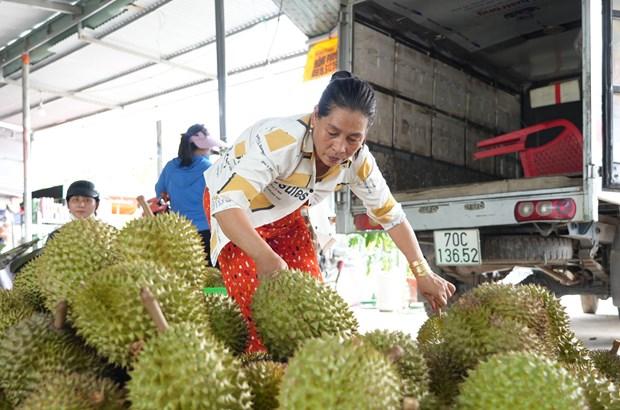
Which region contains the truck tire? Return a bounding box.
[580,294,599,314]
[482,236,573,263]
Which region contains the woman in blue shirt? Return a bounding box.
[155,124,223,263]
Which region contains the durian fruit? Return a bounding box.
[455,283,556,355]
[425,304,544,406]
[71,260,207,368]
[113,212,207,287]
[416,314,444,347]
[422,339,466,406]
[521,284,591,370]
[568,365,620,410]
[278,335,402,410]
[37,218,117,314]
[238,351,273,366]
[17,371,125,410]
[128,322,252,410]
[202,266,225,288]
[0,389,11,410]
[0,313,106,406]
[252,269,359,361]
[204,293,248,355]
[243,360,286,410]
[0,289,36,335]
[442,304,546,371]
[363,330,430,401]
[457,352,588,409]
[590,349,620,384]
[12,254,46,311]
[418,392,450,410]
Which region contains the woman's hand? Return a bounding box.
[255,251,288,281]
[417,273,456,312]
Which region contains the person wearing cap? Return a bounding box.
[155,124,224,262]
[204,71,455,352]
[66,180,100,219]
[46,179,100,243]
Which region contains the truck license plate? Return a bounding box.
[433,229,481,266]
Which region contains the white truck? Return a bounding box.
[335,0,620,316]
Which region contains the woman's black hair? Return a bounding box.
[177,133,198,167]
[317,70,376,125]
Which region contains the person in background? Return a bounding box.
[156,124,223,262]
[66,180,100,219]
[204,71,455,352]
[45,179,100,244]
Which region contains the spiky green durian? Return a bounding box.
[418,392,450,410]
[567,365,620,410]
[0,389,10,410]
[455,283,556,356]
[417,314,444,347]
[204,294,248,355]
[422,339,467,406]
[590,349,620,385]
[363,330,430,400]
[202,267,225,288]
[457,352,588,409]
[423,304,545,406]
[0,313,106,406]
[0,290,36,335]
[521,284,591,369]
[442,304,547,371]
[12,255,46,311]
[37,218,117,314]
[252,269,358,361]
[71,260,208,368]
[128,322,252,410]
[114,212,207,287]
[278,335,401,410]
[17,371,125,410]
[244,361,285,410]
[238,351,273,366]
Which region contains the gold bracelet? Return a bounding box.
[409,259,431,278]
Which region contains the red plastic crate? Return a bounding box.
[473,119,583,178]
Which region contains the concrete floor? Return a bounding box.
[353,295,619,351]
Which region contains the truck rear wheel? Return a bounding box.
[482,236,573,263]
[580,294,599,314]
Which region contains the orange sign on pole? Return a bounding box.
[304,37,338,81]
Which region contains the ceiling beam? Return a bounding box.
[0,75,120,109]
[3,0,81,15]
[0,0,134,72]
[78,28,218,79]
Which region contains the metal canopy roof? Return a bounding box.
[0,0,317,131]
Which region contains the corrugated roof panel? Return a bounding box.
[173,16,306,72]
[84,63,204,102]
[0,0,310,130]
[0,3,58,51]
[102,0,279,56]
[26,34,154,91]
[276,0,339,38]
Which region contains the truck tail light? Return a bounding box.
[514,198,576,222]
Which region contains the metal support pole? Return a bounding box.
[21,53,32,242]
[156,120,163,175]
[338,0,353,72]
[334,0,355,234]
[215,0,227,142]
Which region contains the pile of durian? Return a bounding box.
[1,214,619,409]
